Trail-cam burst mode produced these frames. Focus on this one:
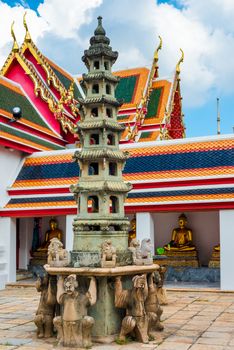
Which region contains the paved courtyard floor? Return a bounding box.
[0,286,234,350]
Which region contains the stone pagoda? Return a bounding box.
[44,17,160,345]
[70,16,132,267]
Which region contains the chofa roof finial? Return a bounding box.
[176,48,184,74]
[23,12,31,42]
[154,35,162,61]
[11,21,19,52]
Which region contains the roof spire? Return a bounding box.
[11,21,19,52]
[176,48,184,74]
[23,12,31,42]
[217,97,221,135]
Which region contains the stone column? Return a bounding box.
[65,215,75,251]
[0,217,16,287]
[220,209,234,290]
[136,212,155,254]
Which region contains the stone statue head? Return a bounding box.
[130,238,140,249]
[48,237,63,252]
[141,238,152,258]
[64,274,78,294]
[132,274,146,290]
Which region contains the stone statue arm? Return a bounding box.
[57,276,65,304]
[47,278,57,306]
[114,276,130,309]
[86,276,97,306]
[143,274,148,300]
[147,273,154,291]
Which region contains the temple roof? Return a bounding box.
[0,16,184,153]
[2,134,234,216]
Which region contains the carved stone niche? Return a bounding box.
[53,274,97,348]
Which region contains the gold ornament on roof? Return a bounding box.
[176,48,184,74]
[154,35,162,61]
[23,12,31,42]
[11,21,19,52]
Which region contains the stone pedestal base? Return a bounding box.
[154,250,199,268]
[44,264,159,341]
[208,251,220,268]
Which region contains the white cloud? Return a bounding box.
[37,0,103,39]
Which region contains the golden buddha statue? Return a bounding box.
[164,213,195,251]
[128,215,136,246]
[37,218,63,252]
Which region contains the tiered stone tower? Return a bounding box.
[71,16,132,266]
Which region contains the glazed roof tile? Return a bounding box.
[3,135,234,214]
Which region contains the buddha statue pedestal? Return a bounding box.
[159,250,199,268]
[208,245,220,268]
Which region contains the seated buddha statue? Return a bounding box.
[128,215,136,246]
[164,213,196,252]
[37,218,63,253]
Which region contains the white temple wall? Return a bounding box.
[65,215,76,251]
[0,217,16,289]
[136,212,155,254]
[220,209,234,291]
[0,146,23,206]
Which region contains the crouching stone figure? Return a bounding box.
[145,272,164,333]
[53,274,97,348]
[114,274,149,343]
[34,274,57,338]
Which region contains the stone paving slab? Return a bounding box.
[0,287,234,349]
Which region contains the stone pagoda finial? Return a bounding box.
[11,21,19,52]
[94,16,106,36]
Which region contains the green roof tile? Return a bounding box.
[0,82,52,130]
[0,123,64,150]
[50,66,82,99]
[145,87,162,119]
[115,75,137,104]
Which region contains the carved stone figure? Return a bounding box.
[129,238,153,265]
[47,238,70,267]
[155,266,168,305]
[101,239,117,267]
[145,273,164,333]
[115,274,149,343]
[141,239,153,265]
[34,274,57,338]
[53,274,97,348]
[129,239,143,265]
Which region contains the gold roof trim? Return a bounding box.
[23,12,31,42]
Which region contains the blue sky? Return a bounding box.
[0,0,234,138]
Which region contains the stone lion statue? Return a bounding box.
[47,238,70,267]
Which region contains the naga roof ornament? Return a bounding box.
[11,21,19,52]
